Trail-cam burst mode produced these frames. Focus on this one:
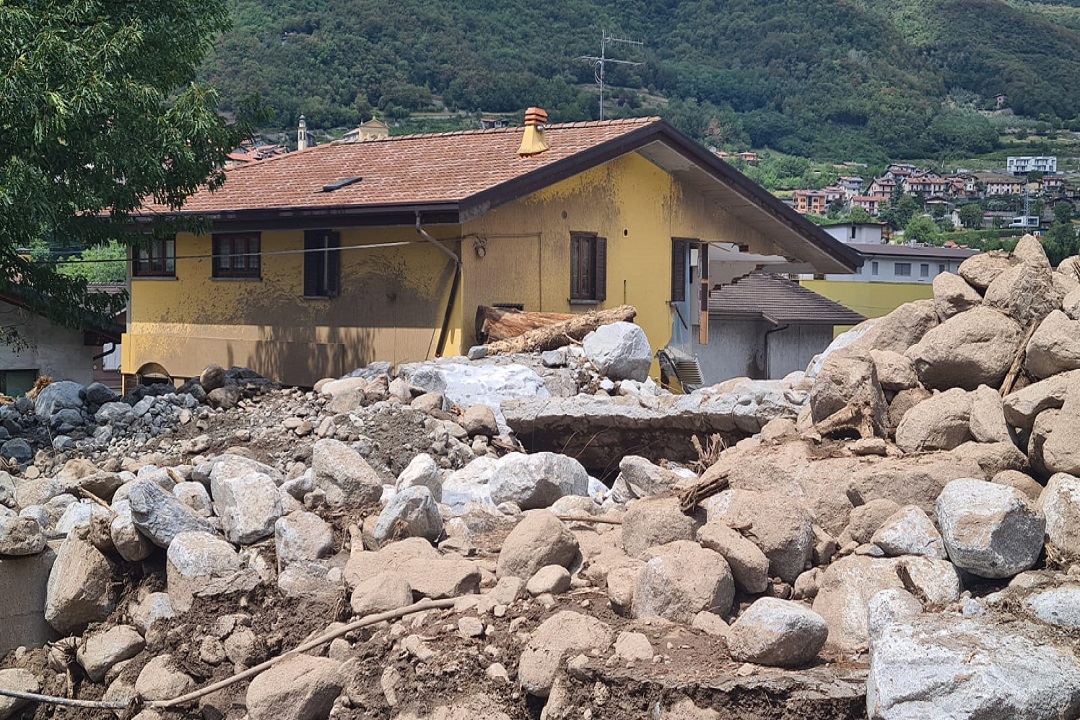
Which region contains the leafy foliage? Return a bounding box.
[0,0,248,330]
[200,0,1080,160]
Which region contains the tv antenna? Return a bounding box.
[578,30,643,121]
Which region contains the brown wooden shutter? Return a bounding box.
[671,239,688,302]
[594,236,607,302]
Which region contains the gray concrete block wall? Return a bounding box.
[0,549,58,657]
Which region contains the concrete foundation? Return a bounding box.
[0,549,57,657]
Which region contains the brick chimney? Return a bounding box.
[517,107,549,157]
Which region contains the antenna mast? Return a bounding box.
[578,30,643,121]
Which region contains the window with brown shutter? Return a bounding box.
[671,239,690,302]
[570,232,606,303]
[304,230,341,297]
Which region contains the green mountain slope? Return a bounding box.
[201,0,1080,161]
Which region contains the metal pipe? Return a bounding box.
[415,213,462,356]
[415,212,460,266]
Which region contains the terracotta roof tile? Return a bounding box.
[708,273,865,325]
[145,117,661,214]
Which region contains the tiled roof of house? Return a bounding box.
[708,273,865,325]
[143,118,661,214]
[848,242,980,260]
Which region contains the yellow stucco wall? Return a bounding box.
[124,152,789,386]
[799,280,934,319]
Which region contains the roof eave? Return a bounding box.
[135,202,464,232]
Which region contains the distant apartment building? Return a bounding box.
[903,174,949,196]
[823,222,888,245]
[838,176,864,193]
[976,173,1025,196]
[1007,156,1057,176]
[868,178,897,197]
[851,195,888,217]
[793,189,829,215]
[1040,176,1066,194]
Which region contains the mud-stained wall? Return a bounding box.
[0,302,98,385]
[124,227,460,386]
[461,152,785,361]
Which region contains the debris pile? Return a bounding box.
[1,235,1080,719]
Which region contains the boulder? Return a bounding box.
[277,562,342,602]
[936,478,1044,579]
[518,611,612,697]
[847,499,902,544]
[983,263,1063,327]
[610,455,687,501]
[1024,586,1080,629]
[110,500,154,562]
[461,404,498,436]
[44,535,116,635]
[958,250,1019,290]
[631,542,735,623]
[1030,386,1080,477]
[373,485,443,547]
[952,440,1028,479]
[621,496,701,559]
[696,521,770,594]
[0,668,39,719]
[866,588,923,647]
[1026,310,1080,379]
[0,516,46,556]
[867,613,1080,720]
[77,625,145,682]
[311,439,382,507]
[1003,369,1080,431]
[582,322,652,382]
[526,565,572,596]
[812,555,905,655]
[969,384,1012,444]
[345,538,480,600]
[0,439,32,464]
[871,505,946,559]
[135,655,195,701]
[1014,233,1051,268]
[809,351,887,432]
[207,386,241,410]
[441,456,498,513]
[894,388,973,452]
[173,482,212,517]
[488,452,589,510]
[887,387,932,430]
[869,350,918,391]
[496,511,578,580]
[991,470,1043,501]
[905,307,1023,391]
[725,597,828,668]
[847,300,939,355]
[96,402,133,425]
[128,592,175,635]
[613,631,654,663]
[706,489,814,583]
[897,556,962,605]
[166,531,243,613]
[350,570,413,616]
[211,472,282,545]
[1036,472,1080,559]
[127,479,214,548]
[932,272,982,320]
[275,511,335,566]
[200,364,226,392]
[395,453,442,502]
[34,380,84,418]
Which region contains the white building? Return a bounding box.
[823,223,887,245]
[1007,156,1057,176]
[834,244,979,284]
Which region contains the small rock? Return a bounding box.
[246,655,344,720]
[613,631,654,663]
[526,565,571,596]
[726,597,828,668]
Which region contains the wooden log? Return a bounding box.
[678,470,730,514]
[999,319,1040,397]
[475,305,575,343]
[483,305,637,355]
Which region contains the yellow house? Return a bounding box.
[124,114,859,387]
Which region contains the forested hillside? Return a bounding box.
[201,0,1080,161]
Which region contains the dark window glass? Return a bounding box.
[212,233,261,278]
[133,237,175,277]
[304,230,341,297]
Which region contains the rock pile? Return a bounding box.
[2,236,1080,719]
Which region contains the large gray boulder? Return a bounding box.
[109,500,154,562]
[77,625,145,682]
[894,388,973,453]
[0,516,46,556]
[905,307,1023,391]
[311,439,382,507]
[1037,472,1080,559]
[706,489,814,583]
[983,262,1063,327]
[211,472,282,545]
[1026,310,1080,379]
[867,613,1080,720]
[1003,369,1080,431]
[870,505,946,559]
[0,668,40,719]
[274,511,335,566]
[44,535,116,635]
[621,496,701,560]
[34,381,84,418]
[345,538,480,600]
[488,452,589,510]
[582,321,652,382]
[611,455,688,501]
[631,541,734,623]
[932,272,982,320]
[969,384,1012,444]
[810,351,887,432]
[958,250,1019,290]
[518,611,612,697]
[1025,587,1080,629]
[373,485,443,547]
[812,555,905,655]
[395,453,442,502]
[847,300,939,355]
[166,531,243,613]
[496,510,578,580]
[246,655,344,720]
[1029,385,1080,477]
[127,478,214,548]
[936,478,1044,579]
[726,598,829,668]
[696,521,770,594]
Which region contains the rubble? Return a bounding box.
[4,236,1080,719]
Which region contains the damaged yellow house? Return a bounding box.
[124,113,859,387]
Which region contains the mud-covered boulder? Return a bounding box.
[906,307,1022,391]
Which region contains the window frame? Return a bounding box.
[569,232,607,303]
[132,236,176,278]
[303,230,341,298]
[212,232,262,279]
[920,263,930,278]
[895,262,912,277]
[671,238,691,303]
[871,261,879,276]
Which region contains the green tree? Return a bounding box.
[904,215,941,245]
[1,0,250,331]
[1044,222,1080,266]
[1055,202,1075,226]
[847,207,873,224]
[58,241,127,284]
[958,204,985,230]
[880,194,921,231]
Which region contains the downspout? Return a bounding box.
[416,212,462,357]
[92,342,116,362]
[763,322,790,379]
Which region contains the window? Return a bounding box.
[133,236,175,277]
[850,226,857,240]
[871,261,879,276]
[212,233,261,278]
[0,369,37,396]
[570,232,606,302]
[920,263,930,278]
[939,264,946,274]
[303,230,340,297]
[895,262,912,277]
[671,239,690,302]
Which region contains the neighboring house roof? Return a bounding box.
[139,117,860,274]
[848,243,979,260]
[708,272,866,325]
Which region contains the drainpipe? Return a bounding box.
[416,213,462,356]
[763,322,789,379]
[92,342,116,363]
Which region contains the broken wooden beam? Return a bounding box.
[483,305,637,355]
[475,305,575,343]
